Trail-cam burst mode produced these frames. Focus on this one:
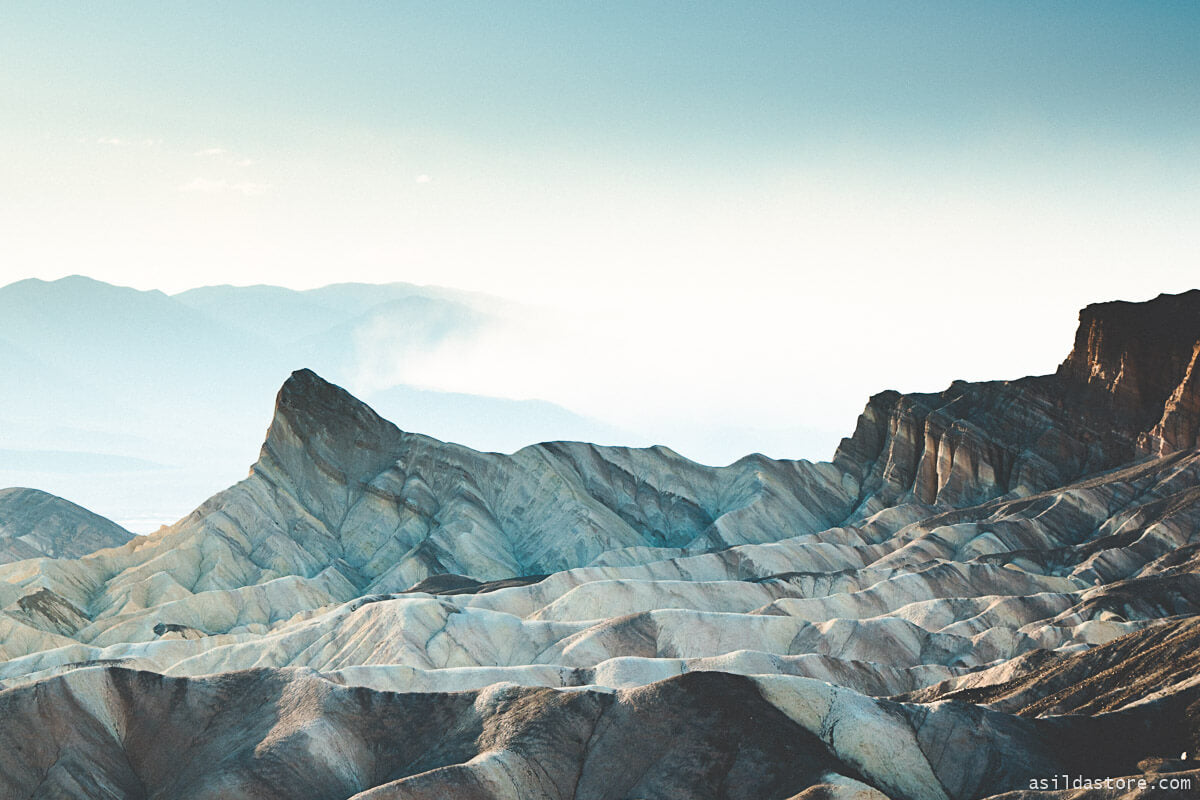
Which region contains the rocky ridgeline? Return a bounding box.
[0,487,132,565]
[1,291,1199,799]
[836,290,1200,516]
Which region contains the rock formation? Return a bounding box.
[0,487,132,564]
[1,290,1199,799]
[1058,290,1200,454]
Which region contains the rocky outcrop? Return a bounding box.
[902,615,1200,717]
[832,380,1133,515]
[0,668,862,800]
[835,290,1200,518]
[5,587,90,636]
[1058,290,1200,454]
[0,486,132,564]
[1,665,1196,800]
[163,368,856,595]
[1,291,1199,799]
[2,385,1198,696]
[1146,338,1200,456]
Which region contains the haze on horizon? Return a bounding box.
[2,3,1199,527]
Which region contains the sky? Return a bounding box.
[2,2,1200,467]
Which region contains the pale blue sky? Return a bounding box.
[2,2,1199,464]
[6,3,1199,148]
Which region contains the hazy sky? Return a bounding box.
[3,2,1199,461]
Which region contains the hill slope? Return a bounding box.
[0,487,132,564]
[1,290,1199,799]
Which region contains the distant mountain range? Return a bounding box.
[0,275,644,529]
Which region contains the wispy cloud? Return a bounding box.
[415,174,432,184]
[193,147,228,157]
[178,177,270,196]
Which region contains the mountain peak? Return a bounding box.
[275,368,365,418]
[257,370,406,502]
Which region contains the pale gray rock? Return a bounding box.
[0,486,132,564]
[2,291,1200,799]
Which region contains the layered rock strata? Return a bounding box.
[0,487,132,564]
[2,290,1199,799]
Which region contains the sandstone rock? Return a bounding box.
[1058,290,1200,454]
